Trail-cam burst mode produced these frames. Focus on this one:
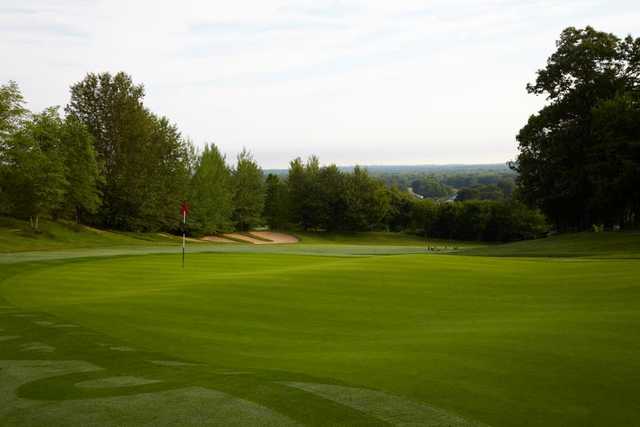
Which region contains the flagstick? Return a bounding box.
[182,210,186,268]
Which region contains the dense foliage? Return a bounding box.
[513,26,640,230]
[1,73,545,242]
[261,156,547,241]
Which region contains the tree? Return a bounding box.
[385,188,415,232]
[456,184,504,202]
[189,144,233,234]
[263,174,289,230]
[66,72,192,230]
[1,108,67,229]
[58,116,102,222]
[0,81,29,213]
[317,164,347,231]
[513,26,640,229]
[287,157,306,227]
[588,92,640,227]
[343,166,390,231]
[286,156,324,230]
[232,149,265,231]
[410,176,453,199]
[0,81,27,143]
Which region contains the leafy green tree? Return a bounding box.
[343,166,390,230]
[58,116,103,222]
[189,144,233,234]
[300,156,324,229]
[133,115,193,231]
[513,26,640,229]
[232,149,265,231]
[66,72,192,230]
[385,188,415,232]
[286,156,324,230]
[263,174,289,230]
[588,92,640,226]
[408,198,437,235]
[0,81,27,141]
[317,164,347,231]
[286,157,306,227]
[456,184,504,202]
[483,201,548,242]
[0,81,29,213]
[1,108,67,229]
[410,176,453,199]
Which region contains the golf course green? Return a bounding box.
[1,232,639,426]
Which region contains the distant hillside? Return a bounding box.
[265,163,511,176]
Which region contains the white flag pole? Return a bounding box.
[182,210,186,268]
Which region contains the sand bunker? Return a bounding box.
[282,382,484,427]
[200,235,236,243]
[222,233,268,244]
[250,231,299,244]
[77,376,162,389]
[220,232,298,245]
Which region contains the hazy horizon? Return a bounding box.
[2,0,639,168]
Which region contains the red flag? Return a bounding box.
[180,201,190,217]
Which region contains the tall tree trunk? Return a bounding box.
[35,215,39,230]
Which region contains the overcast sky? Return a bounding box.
[2,0,639,167]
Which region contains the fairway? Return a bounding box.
[1,249,639,426]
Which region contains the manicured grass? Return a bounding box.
[2,251,639,426]
[461,231,640,258]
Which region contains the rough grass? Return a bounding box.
[1,250,639,426]
[0,217,187,253]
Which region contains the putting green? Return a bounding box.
[1,251,639,426]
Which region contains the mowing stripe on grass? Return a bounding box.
[76,376,162,389]
[283,382,484,426]
[13,386,302,426]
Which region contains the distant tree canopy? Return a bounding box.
[258,156,546,241]
[513,26,640,230]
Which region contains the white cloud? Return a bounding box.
[1,0,639,167]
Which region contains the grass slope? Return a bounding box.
[2,251,639,426]
[0,217,186,253]
[461,231,640,258]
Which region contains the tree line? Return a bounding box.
[263,157,546,241]
[0,73,264,234]
[1,72,547,242]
